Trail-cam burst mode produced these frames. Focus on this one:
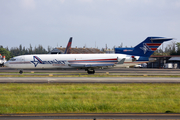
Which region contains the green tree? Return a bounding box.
[28,44,33,54]
[0,48,12,60]
[47,46,53,53]
[176,42,180,55]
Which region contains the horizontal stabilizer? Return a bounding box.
[150,38,173,41]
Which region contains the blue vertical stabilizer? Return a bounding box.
[115,37,173,57]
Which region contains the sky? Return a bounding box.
[0,0,180,50]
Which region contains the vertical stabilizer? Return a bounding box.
[133,37,173,57]
[115,37,173,57]
[64,37,72,54]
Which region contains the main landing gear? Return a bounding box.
[86,69,95,74]
[19,70,23,74]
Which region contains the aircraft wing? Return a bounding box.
[68,58,125,68]
[117,58,126,64]
[69,63,115,68]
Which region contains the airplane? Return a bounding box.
[115,37,173,67]
[4,54,129,74]
[5,37,172,73]
[4,37,134,74]
[0,54,6,67]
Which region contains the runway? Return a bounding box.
[0,77,180,83]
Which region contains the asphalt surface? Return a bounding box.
[1,113,180,119]
[1,67,180,74]
[1,77,180,83]
[1,67,180,83]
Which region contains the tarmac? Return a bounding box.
[1,67,180,83]
[1,113,180,119]
[0,77,180,83]
[1,67,180,74]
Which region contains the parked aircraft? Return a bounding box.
[64,37,72,54]
[0,54,6,67]
[5,54,128,74]
[115,37,173,67]
[5,37,132,74]
[5,37,171,73]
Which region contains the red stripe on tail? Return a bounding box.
[146,43,161,46]
[150,48,157,51]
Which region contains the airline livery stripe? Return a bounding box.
[35,56,43,63]
[69,58,117,62]
[69,61,118,64]
[150,48,157,51]
[67,42,72,47]
[146,43,161,46]
[69,60,117,62]
[148,46,159,48]
[70,62,117,64]
[9,62,31,64]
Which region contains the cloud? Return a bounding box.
[0,0,180,49]
[173,0,180,8]
[77,0,93,3]
[20,0,36,10]
[57,0,65,3]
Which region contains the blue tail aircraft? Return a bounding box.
[115,37,173,62]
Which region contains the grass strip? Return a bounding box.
[0,83,180,113]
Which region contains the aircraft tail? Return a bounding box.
[64,37,72,54]
[115,37,173,57]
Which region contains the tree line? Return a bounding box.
[0,41,180,60]
[153,41,180,56]
[0,44,53,60]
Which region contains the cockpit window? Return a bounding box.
[10,58,16,61]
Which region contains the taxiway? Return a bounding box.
[0,77,180,83]
[0,67,180,83]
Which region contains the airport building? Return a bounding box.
[50,47,103,54]
[148,55,180,69]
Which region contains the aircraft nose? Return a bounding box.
[4,62,9,67]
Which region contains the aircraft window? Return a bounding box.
[10,58,16,61]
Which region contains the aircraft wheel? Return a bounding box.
[19,70,23,74]
[87,69,95,74]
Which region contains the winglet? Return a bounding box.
[64,37,73,54]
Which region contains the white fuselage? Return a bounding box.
[5,54,137,69]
